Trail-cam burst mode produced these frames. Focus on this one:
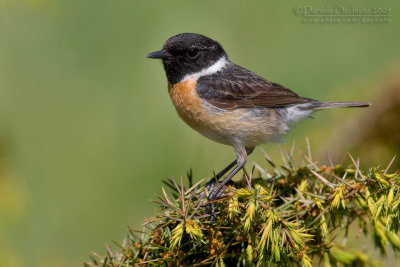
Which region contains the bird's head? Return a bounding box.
[147,33,228,84]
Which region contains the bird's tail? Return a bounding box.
[303,101,371,110]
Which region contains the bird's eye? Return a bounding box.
[187,48,198,58]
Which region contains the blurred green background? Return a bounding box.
[0,0,399,266]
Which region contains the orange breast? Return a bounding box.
[168,78,283,147]
[168,77,208,131]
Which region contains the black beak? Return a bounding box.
[146,49,171,59]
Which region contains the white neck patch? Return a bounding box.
[180,57,227,83]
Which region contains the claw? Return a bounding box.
[205,177,218,192]
[205,202,215,217]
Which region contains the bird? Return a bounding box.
[146,32,370,202]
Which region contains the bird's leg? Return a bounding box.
[208,146,253,201]
[205,160,237,192]
[208,163,245,201]
[203,160,237,216]
[205,147,254,192]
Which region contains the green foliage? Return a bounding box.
[85,146,398,266]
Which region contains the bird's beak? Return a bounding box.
[146,49,171,59]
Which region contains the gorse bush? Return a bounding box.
[85,143,398,266]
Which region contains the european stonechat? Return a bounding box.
[147,33,370,202]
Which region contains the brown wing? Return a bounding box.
[196,63,314,109]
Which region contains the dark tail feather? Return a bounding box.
[305,101,371,110]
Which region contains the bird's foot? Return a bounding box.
[204,201,216,219]
[199,177,236,221]
[205,177,218,192]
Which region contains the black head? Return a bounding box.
[147,33,228,84]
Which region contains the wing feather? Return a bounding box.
[196,63,314,109]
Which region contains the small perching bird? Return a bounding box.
[147,33,370,202]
